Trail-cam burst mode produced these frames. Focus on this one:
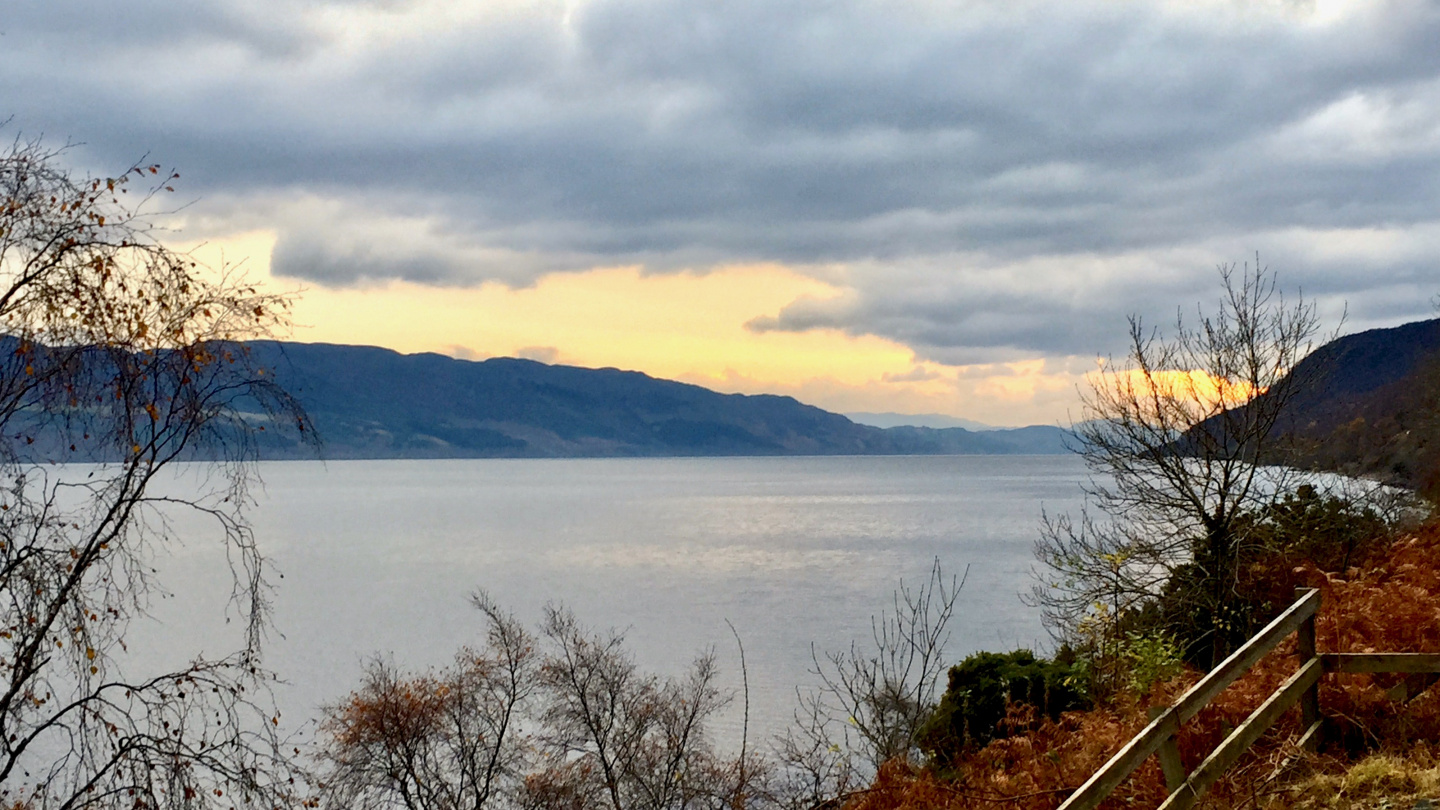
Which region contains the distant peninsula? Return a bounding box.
[242,341,1074,459]
[845,412,999,431]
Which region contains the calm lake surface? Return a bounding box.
[139,454,1090,744]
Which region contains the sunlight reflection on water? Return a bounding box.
[131,454,1089,746]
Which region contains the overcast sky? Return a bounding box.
[4,0,1437,422]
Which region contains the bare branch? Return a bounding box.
[1031,257,1329,676]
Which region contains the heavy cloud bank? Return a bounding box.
[5,0,1439,362]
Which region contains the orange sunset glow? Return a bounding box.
[183,231,1092,427]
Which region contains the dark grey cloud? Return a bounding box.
[3,0,1439,361]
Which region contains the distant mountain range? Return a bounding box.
[24,316,1433,472]
[242,342,1074,459]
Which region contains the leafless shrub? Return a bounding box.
[532,605,744,810]
[768,559,963,809]
[768,690,865,810]
[317,592,535,810]
[319,562,967,810]
[320,599,771,810]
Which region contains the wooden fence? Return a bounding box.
[1056,587,1440,810]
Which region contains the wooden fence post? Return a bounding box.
[1296,587,1321,752]
[1149,705,1186,793]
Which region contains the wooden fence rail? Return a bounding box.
[1056,587,1440,810]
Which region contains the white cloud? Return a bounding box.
[516,345,562,363]
[882,366,943,383]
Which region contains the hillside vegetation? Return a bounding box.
[837,313,1440,810]
[851,515,1440,810]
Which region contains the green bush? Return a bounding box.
[1135,485,1395,669]
[918,649,1089,768]
[1120,631,1183,696]
[1251,484,1391,572]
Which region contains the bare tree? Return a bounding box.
[532,606,745,810]
[315,563,967,810]
[0,137,310,807]
[317,600,771,810]
[1032,259,1325,671]
[768,695,864,810]
[317,593,536,810]
[772,558,962,806]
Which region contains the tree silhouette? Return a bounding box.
[1032,260,1326,673]
[0,136,312,808]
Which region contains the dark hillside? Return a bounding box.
[1278,318,1440,436]
[244,341,1073,459]
[1205,317,1440,494]
[247,342,883,457]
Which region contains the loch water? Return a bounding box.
[136,454,1090,743]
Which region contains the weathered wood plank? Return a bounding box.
[1054,708,1182,810]
[1293,720,1323,759]
[1157,735,1185,794]
[1156,658,1322,810]
[1322,653,1440,674]
[1170,589,1320,725]
[1055,589,1320,810]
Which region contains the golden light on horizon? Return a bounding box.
[176,230,1087,426]
[287,264,930,387]
[185,232,934,378]
[1094,365,1266,414]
